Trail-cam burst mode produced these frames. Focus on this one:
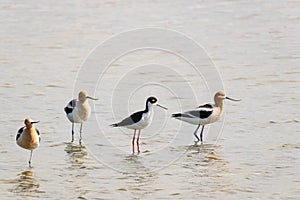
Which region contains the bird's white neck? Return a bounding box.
[145,101,153,112]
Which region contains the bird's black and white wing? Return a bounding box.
[190,104,214,119]
[36,128,41,142]
[172,104,213,119]
[111,111,144,127]
[198,104,213,109]
[64,99,76,114]
[16,126,25,141]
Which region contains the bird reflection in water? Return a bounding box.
[12,170,44,197]
[64,142,87,158]
[121,155,157,199]
[182,144,234,194]
[64,142,88,170]
[187,143,217,155]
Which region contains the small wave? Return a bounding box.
[45,84,65,88]
[269,119,299,124]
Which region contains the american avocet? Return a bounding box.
[64,90,98,143]
[172,91,240,143]
[110,96,167,153]
[16,118,40,167]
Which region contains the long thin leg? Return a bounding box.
[71,123,74,142]
[199,125,205,143]
[132,129,136,153]
[79,123,83,145]
[28,150,33,168]
[193,124,201,142]
[136,130,141,153]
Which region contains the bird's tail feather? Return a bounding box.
[110,123,118,127]
[171,113,182,118]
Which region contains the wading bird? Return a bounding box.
[111,96,167,153]
[64,90,98,144]
[16,118,40,167]
[172,91,240,143]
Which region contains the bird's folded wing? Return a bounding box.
[116,111,144,126]
[187,109,213,119]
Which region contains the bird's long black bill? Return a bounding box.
[226,97,241,101]
[87,96,98,100]
[31,121,40,124]
[156,104,168,110]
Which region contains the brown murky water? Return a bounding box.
[1,1,299,199]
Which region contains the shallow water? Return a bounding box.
[1,1,299,199]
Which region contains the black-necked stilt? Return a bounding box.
[64,90,98,143]
[110,96,167,153]
[16,118,40,167]
[172,91,240,143]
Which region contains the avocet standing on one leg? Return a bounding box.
[16,118,41,167]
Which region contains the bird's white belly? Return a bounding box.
[178,117,204,125]
[70,104,91,123]
[71,112,84,123]
[126,112,152,130]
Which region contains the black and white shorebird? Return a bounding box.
[110,96,167,153]
[64,90,98,143]
[16,118,40,167]
[172,91,240,143]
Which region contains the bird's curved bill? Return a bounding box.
[226,97,241,101]
[87,96,98,100]
[31,121,40,124]
[156,104,168,110]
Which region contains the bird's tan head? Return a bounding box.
[24,118,32,125]
[24,118,39,128]
[214,90,241,104]
[78,90,88,101]
[78,90,98,102]
[214,91,226,101]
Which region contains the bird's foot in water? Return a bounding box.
[194,140,204,145]
[79,138,83,146]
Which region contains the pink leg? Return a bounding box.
[137,130,141,153]
[132,130,136,153]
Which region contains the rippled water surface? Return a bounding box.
[1,1,299,199]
